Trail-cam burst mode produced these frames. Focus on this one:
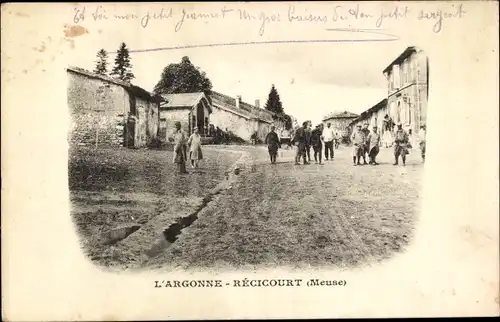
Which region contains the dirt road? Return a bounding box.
[69,144,423,271]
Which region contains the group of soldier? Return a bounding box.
[265,119,426,167]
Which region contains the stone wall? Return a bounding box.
[67,71,129,147]
[159,109,190,143]
[210,105,254,141]
[255,120,272,142]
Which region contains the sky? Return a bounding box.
[69,22,411,125]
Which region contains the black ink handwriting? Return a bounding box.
[417,3,466,33]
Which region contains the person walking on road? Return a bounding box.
[173,121,188,174]
[265,126,281,164]
[393,123,410,166]
[323,122,335,161]
[292,121,310,165]
[311,124,324,165]
[351,124,366,166]
[367,125,381,165]
[187,127,203,169]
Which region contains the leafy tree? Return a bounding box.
[93,49,108,75]
[153,56,212,99]
[264,84,284,114]
[111,42,135,82]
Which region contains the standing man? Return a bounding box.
[418,124,426,163]
[367,125,381,165]
[351,124,366,166]
[172,121,188,174]
[292,121,310,165]
[323,122,335,161]
[310,124,324,165]
[305,121,313,162]
[265,126,280,164]
[393,123,409,166]
[382,114,394,148]
[361,122,371,165]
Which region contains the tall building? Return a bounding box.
[383,46,429,136]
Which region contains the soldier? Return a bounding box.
[351,124,366,166]
[265,126,280,164]
[310,124,324,165]
[367,125,381,165]
[393,123,409,166]
[292,121,310,165]
[361,122,370,165]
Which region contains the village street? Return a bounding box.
[70,144,423,271]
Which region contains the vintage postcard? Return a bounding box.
[2,1,499,320]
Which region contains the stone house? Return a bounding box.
[383,46,429,137]
[349,99,388,133]
[67,66,162,148]
[158,92,212,142]
[210,91,275,142]
[157,90,285,144]
[322,111,359,139]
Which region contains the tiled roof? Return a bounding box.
[67,65,129,87]
[383,46,421,74]
[160,92,209,111]
[349,99,387,126]
[323,111,359,121]
[67,65,161,102]
[211,90,274,123]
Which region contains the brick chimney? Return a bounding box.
[255,99,260,108]
[236,95,241,109]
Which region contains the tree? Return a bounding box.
[153,56,212,99]
[93,49,108,76]
[264,84,284,114]
[264,84,293,130]
[111,42,135,82]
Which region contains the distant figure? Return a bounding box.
[225,128,230,145]
[419,124,426,163]
[310,124,324,165]
[382,114,395,147]
[367,125,381,165]
[280,128,291,149]
[361,123,370,165]
[323,122,335,161]
[292,121,310,165]
[265,126,280,164]
[251,131,259,145]
[304,121,313,162]
[173,121,188,174]
[215,126,222,144]
[393,123,409,166]
[351,124,366,166]
[187,127,203,169]
[334,132,340,149]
